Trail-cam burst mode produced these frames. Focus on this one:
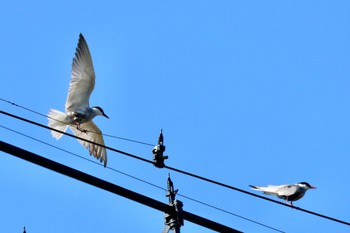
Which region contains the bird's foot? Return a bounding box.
[76,124,88,134]
[287,200,295,209]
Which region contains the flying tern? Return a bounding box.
[48,33,109,167]
[249,182,316,206]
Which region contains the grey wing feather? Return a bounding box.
[65,33,95,113]
[70,121,107,167]
[259,185,282,196]
[275,185,298,196]
[250,184,290,196]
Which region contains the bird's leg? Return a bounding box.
[290,202,295,209]
[286,199,295,209]
[76,123,88,134]
[285,198,293,207]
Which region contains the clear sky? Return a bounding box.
[1,1,349,233]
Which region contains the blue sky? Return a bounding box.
[1,1,350,232]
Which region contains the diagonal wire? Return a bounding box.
[175,193,285,232]
[0,97,154,146]
[0,124,285,233]
[0,109,154,165]
[0,124,163,190]
[1,109,350,227]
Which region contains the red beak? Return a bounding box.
[310,186,316,189]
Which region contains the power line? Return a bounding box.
[0,124,284,233]
[1,109,350,227]
[175,193,284,233]
[0,109,154,164]
[0,140,242,233]
[100,132,154,146]
[0,97,154,146]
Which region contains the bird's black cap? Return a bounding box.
[92,106,109,119]
[298,182,311,188]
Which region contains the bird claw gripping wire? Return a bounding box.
[153,129,168,168]
[76,124,88,134]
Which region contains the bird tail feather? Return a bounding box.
[249,185,259,190]
[249,185,278,196]
[48,109,70,140]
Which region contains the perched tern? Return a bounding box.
[48,33,109,167]
[249,182,316,205]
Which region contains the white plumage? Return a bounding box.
[48,33,108,167]
[250,182,316,205]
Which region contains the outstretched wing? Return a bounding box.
[65,33,95,113]
[70,121,107,167]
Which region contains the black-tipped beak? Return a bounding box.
[103,113,109,119]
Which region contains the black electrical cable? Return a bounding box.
[0,124,285,233]
[0,110,153,165]
[0,140,242,233]
[0,98,154,146]
[1,109,349,227]
[0,124,165,191]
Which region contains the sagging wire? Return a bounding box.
[1,109,350,227]
[0,124,285,233]
[0,97,154,146]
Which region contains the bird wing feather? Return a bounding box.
[65,33,95,113]
[257,185,282,196]
[251,184,296,196]
[275,185,298,197]
[69,121,107,167]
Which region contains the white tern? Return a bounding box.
[249,182,316,206]
[48,33,109,167]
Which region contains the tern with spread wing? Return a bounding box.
[249,182,316,205]
[48,33,109,167]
